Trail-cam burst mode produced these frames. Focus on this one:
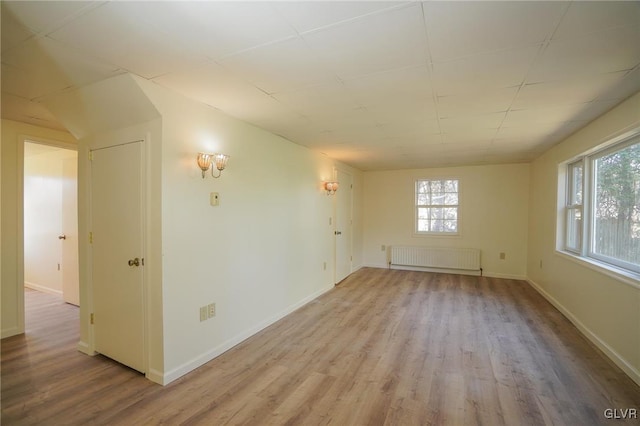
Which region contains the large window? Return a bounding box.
[561,133,640,275]
[416,179,459,234]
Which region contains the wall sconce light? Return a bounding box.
[324,181,339,195]
[197,152,229,178]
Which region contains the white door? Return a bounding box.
[335,170,352,283]
[91,141,145,373]
[62,155,80,306]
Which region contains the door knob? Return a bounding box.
[58,234,66,240]
[335,231,342,235]
[128,257,140,267]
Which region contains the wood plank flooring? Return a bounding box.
[2,269,639,425]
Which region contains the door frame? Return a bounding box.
[85,139,148,374]
[15,135,79,334]
[333,167,353,284]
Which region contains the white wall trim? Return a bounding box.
[1,326,21,339]
[146,369,164,385]
[483,272,527,280]
[362,263,525,280]
[24,282,63,296]
[76,340,95,356]
[526,278,640,387]
[160,283,335,385]
[363,263,389,269]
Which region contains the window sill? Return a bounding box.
[555,250,640,290]
[413,232,461,239]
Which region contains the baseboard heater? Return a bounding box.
[390,246,482,275]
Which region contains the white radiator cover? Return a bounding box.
[390,246,481,271]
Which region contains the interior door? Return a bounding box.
[335,170,353,283]
[61,154,79,306]
[91,141,145,373]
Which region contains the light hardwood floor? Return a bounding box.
[2,269,639,425]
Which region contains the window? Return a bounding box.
[416,179,458,234]
[565,160,583,252]
[561,133,640,275]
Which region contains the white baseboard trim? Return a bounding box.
[76,340,95,356]
[362,264,525,281]
[160,284,336,385]
[1,326,22,339]
[146,369,164,385]
[526,278,640,387]
[363,263,389,269]
[25,281,63,296]
[483,272,527,280]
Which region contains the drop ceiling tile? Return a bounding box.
[121,1,298,60]
[1,37,121,99]
[424,1,565,62]
[0,4,35,52]
[596,68,640,102]
[320,128,390,146]
[490,139,541,152]
[504,104,594,126]
[380,134,443,147]
[527,26,640,83]
[302,4,427,79]
[307,107,377,130]
[379,119,440,138]
[342,65,432,105]
[442,129,498,145]
[365,98,439,125]
[2,0,100,34]
[1,91,66,131]
[433,46,540,96]
[438,87,518,116]
[570,100,624,123]
[273,82,360,117]
[220,37,333,94]
[439,112,506,132]
[48,2,207,79]
[513,71,629,109]
[495,123,562,140]
[154,61,286,120]
[274,2,407,33]
[553,2,640,41]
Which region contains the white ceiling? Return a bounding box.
[2,1,639,171]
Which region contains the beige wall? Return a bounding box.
[362,164,530,278]
[1,119,77,338]
[528,92,640,385]
[138,78,363,382]
[44,74,363,384]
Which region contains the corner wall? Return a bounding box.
[137,78,363,383]
[527,92,640,385]
[362,164,530,278]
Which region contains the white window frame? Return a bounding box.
[559,129,640,278]
[415,178,460,236]
[564,160,584,254]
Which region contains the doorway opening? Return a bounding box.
[23,140,79,330]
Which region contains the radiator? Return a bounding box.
[390,246,481,272]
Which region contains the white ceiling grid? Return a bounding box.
[1,1,639,170]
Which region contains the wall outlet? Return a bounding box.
[207,303,216,318]
[199,306,208,322]
[499,252,506,260]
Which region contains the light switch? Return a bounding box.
[210,192,219,206]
